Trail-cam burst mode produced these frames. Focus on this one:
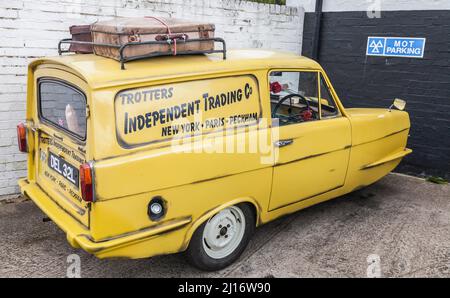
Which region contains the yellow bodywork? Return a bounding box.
[19,50,411,259]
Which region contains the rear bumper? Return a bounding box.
[18,178,191,259]
[18,178,88,249]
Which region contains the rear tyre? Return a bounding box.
[186,204,255,271]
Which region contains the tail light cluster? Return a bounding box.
[80,163,95,202]
[18,122,95,203]
[17,123,27,153]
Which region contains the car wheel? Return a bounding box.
[186,203,255,271]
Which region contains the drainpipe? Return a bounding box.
[311,0,323,61]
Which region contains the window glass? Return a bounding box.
[39,80,86,139]
[269,71,319,126]
[319,75,340,118]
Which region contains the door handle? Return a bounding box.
[274,139,294,147]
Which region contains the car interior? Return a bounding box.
[270,71,339,126]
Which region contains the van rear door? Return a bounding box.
[34,70,90,227]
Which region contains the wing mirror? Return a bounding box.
[389,98,406,111]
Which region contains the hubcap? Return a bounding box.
[202,206,246,259]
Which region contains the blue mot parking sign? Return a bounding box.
[366,37,426,58]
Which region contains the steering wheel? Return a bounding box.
[271,93,317,122]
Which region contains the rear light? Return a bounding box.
[17,123,27,153]
[80,162,95,202]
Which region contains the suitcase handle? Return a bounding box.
[144,16,179,55]
[155,33,189,42]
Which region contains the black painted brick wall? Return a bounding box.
[303,10,450,179]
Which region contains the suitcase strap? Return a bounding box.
[144,16,183,55]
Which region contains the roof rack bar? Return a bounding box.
[57,37,227,70]
[118,37,226,69]
[58,39,120,55]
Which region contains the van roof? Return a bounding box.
[31,49,322,90]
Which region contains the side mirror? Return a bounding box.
[390,98,406,111]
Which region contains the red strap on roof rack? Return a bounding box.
[145,16,178,56]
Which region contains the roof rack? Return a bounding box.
[58,37,227,70]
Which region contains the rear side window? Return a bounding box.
[115,75,261,147]
[39,80,87,139]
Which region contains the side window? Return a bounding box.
[320,75,340,118]
[269,71,319,127]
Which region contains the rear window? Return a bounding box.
[39,79,87,139]
[115,75,261,147]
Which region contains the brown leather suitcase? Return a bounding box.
[69,25,93,54]
[91,17,215,61]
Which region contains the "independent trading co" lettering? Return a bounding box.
[121,83,253,135]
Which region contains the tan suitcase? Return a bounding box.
[91,17,215,61]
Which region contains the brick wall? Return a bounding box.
[303,10,450,179]
[0,0,304,196]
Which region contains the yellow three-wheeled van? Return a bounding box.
[18,49,411,271]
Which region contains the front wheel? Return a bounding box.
[186,204,255,271]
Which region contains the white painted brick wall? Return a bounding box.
[0,0,305,196]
